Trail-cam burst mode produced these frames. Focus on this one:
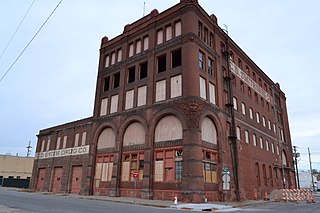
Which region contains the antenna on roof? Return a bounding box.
[222,24,228,35]
[143,2,146,16]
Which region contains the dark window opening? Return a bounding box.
[103,76,110,92]
[128,66,135,83]
[113,72,120,88]
[172,49,182,68]
[158,55,166,73]
[140,62,148,79]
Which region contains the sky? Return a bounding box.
[0,0,319,171]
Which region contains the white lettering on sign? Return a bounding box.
[35,145,90,159]
[230,61,272,103]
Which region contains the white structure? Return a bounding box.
[298,171,317,191]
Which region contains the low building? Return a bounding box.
[0,155,34,188]
[298,171,318,191]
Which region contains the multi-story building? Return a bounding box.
[30,0,296,202]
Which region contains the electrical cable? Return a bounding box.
[0,0,63,83]
[0,0,36,61]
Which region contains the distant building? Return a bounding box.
[298,171,317,191]
[30,0,295,202]
[0,155,34,188]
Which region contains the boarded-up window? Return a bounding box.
[170,75,182,98]
[166,26,172,41]
[143,36,149,51]
[201,117,217,144]
[203,162,217,183]
[56,137,61,149]
[155,160,164,181]
[155,116,182,142]
[95,156,113,187]
[129,43,134,57]
[111,52,116,65]
[95,163,102,187]
[156,80,166,102]
[110,95,118,113]
[136,40,141,54]
[117,49,122,62]
[97,128,115,149]
[105,55,109,68]
[74,133,79,147]
[282,151,287,166]
[137,86,147,107]
[81,132,86,146]
[200,77,206,99]
[62,136,67,149]
[46,139,51,151]
[123,122,145,146]
[125,90,134,110]
[121,161,130,181]
[157,30,163,45]
[209,83,216,104]
[41,140,45,152]
[175,21,181,36]
[100,98,108,116]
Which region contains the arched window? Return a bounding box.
[201,117,217,144]
[123,122,145,146]
[282,151,288,166]
[97,128,116,149]
[155,115,182,142]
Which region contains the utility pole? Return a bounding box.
[26,141,32,157]
[293,146,300,189]
[308,147,315,191]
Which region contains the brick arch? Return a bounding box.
[118,115,148,147]
[93,122,118,149]
[199,109,224,145]
[149,108,187,142]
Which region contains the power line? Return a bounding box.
[0,0,63,83]
[0,0,36,62]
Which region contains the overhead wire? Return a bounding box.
[0,0,36,62]
[0,0,64,83]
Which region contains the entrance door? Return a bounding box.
[51,167,63,192]
[70,166,82,194]
[36,168,46,191]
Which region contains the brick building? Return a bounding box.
[30,0,296,202]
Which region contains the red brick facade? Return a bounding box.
[30,0,296,202]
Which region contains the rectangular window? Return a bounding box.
[137,86,147,107]
[204,27,208,43]
[280,129,285,142]
[236,127,241,140]
[256,112,260,123]
[253,134,257,146]
[266,140,269,151]
[199,51,204,69]
[74,133,79,147]
[100,98,108,116]
[209,83,216,104]
[209,32,213,47]
[249,108,253,119]
[56,137,61,149]
[62,136,67,149]
[128,66,135,83]
[157,55,166,73]
[166,25,172,41]
[262,116,266,127]
[208,58,213,75]
[171,48,182,68]
[156,80,166,102]
[81,132,86,146]
[136,40,141,54]
[170,75,182,98]
[117,49,122,62]
[273,124,277,133]
[113,72,120,88]
[199,77,206,99]
[110,94,119,113]
[259,137,263,149]
[277,145,280,155]
[198,21,203,38]
[129,43,134,57]
[140,62,148,79]
[271,142,275,153]
[125,90,134,110]
[175,161,182,181]
[155,160,164,181]
[105,55,109,68]
[245,130,249,144]
[174,21,182,37]
[268,120,271,130]
[241,103,246,115]
[46,139,50,151]
[111,52,116,65]
[143,36,149,51]
[233,97,238,110]
[103,76,110,92]
[157,30,163,45]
